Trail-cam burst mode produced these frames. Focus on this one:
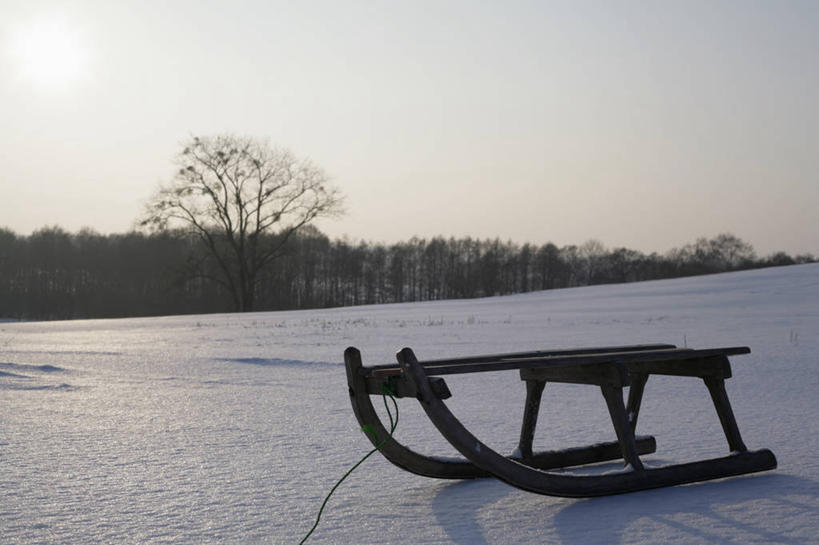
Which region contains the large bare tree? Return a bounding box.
[141,135,343,311]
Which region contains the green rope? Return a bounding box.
[298,382,399,545]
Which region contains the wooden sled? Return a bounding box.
[345,344,776,497]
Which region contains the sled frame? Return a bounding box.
[345,344,776,497]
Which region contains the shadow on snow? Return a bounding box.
[429,472,817,545]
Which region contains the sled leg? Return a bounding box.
[703,375,748,453]
[601,384,645,470]
[518,379,546,460]
[626,373,648,434]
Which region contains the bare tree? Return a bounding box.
[141,135,343,311]
[579,238,607,284]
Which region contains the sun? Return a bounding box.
[9,17,89,89]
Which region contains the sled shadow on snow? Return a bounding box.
[431,470,818,545]
[431,478,516,545]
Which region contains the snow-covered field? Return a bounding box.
[2,264,818,544]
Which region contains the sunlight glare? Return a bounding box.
[9,17,89,89]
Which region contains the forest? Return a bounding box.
[0,226,813,321]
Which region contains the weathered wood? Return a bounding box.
[346,347,659,480]
[365,343,676,376]
[366,346,749,378]
[364,375,452,399]
[520,361,630,386]
[523,437,657,469]
[422,343,677,365]
[346,343,775,497]
[626,373,649,433]
[704,372,748,453]
[518,380,546,459]
[601,384,645,471]
[344,347,479,479]
[626,356,732,378]
[397,346,776,497]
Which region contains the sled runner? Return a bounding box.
[345,344,776,497]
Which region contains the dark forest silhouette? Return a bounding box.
[0,226,813,321]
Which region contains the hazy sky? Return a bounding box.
[1,0,817,256]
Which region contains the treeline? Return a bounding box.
[0,226,814,320]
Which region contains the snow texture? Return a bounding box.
[1,263,818,544]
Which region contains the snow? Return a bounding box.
[1,263,818,544]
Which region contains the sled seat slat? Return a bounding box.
[520,355,733,383]
[363,343,673,378]
[392,343,677,366]
[365,346,749,379]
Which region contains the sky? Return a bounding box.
[1,0,817,256]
